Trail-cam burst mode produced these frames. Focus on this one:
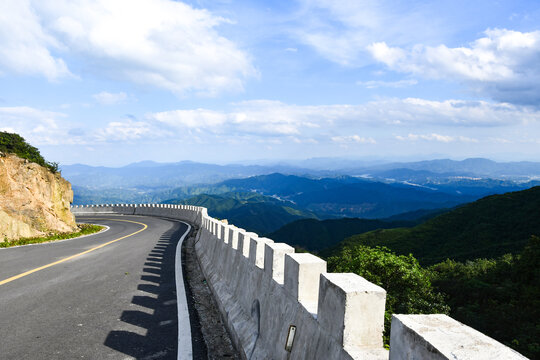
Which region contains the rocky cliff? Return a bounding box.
[0,153,77,241]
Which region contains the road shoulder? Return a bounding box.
[182,230,240,359]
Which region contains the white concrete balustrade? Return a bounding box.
[71,204,528,360]
[284,253,326,314]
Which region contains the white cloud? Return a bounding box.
[137,98,540,146]
[149,98,539,134]
[5,96,538,150]
[95,119,153,141]
[294,0,445,66]
[488,137,512,144]
[395,133,478,143]
[0,0,255,96]
[0,106,159,145]
[0,0,72,80]
[368,29,540,105]
[149,109,228,129]
[292,2,540,105]
[367,42,406,68]
[93,91,128,105]
[357,79,417,89]
[0,106,69,144]
[331,135,376,144]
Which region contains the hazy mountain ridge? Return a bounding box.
[64,158,540,206]
[62,161,326,190]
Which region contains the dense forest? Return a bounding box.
[430,236,539,358]
[321,187,540,358]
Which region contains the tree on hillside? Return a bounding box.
[327,245,449,344]
[0,132,58,173]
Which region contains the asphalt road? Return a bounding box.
[0,215,195,360]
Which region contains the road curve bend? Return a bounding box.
[0,215,195,360]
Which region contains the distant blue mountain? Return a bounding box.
[361,158,540,177]
[65,158,540,208]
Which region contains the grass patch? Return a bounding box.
[0,224,104,248]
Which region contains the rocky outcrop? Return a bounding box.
[0,154,77,241]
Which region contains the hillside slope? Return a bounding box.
[331,186,540,265]
[267,208,448,252]
[266,217,418,252]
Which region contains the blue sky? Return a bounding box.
[1,0,540,166]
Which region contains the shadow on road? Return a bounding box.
[104,226,181,359]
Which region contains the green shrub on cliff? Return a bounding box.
[0,131,58,173]
[327,245,449,344]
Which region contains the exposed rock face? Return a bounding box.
[0,154,77,241]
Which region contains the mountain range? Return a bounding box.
[63,157,540,193]
[64,159,540,230]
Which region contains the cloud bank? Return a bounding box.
[5,98,538,145]
[368,29,540,105]
[0,0,255,96]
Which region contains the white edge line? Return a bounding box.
[0,225,110,251]
[175,221,193,360]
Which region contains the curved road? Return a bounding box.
[0,215,197,360]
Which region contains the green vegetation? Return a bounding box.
[0,131,59,173]
[327,246,449,345]
[332,186,540,265]
[0,224,104,248]
[322,187,540,358]
[325,239,539,357]
[430,236,539,359]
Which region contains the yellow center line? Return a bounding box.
[0,218,148,286]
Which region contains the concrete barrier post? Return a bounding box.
[284,253,327,313]
[237,232,248,257]
[389,314,527,360]
[249,237,274,268]
[317,273,386,350]
[238,232,257,258]
[237,232,247,258]
[211,220,217,236]
[263,243,294,285]
[229,227,240,249]
[215,221,222,239]
[220,223,229,243]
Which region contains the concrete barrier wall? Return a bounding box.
[72,204,528,360]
